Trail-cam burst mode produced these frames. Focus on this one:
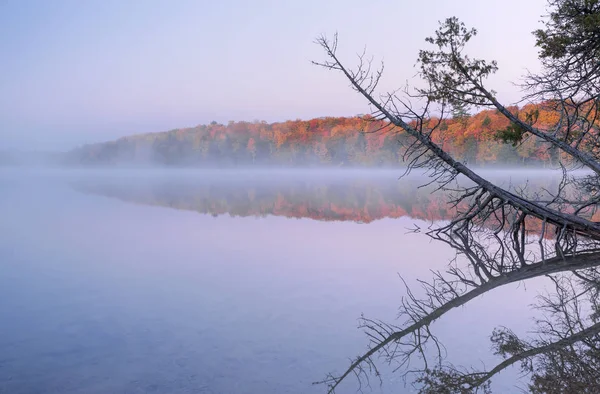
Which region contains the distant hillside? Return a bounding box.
[66,104,571,167]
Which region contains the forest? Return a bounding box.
[66,102,575,167]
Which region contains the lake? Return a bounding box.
[0,169,556,393]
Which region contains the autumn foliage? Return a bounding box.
[69,103,583,167]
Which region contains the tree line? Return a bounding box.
[67,103,576,167]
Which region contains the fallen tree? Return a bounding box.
[313,0,600,392]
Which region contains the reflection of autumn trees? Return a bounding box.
[71,172,598,392]
[67,103,584,167]
[71,172,562,225]
[71,175,437,222]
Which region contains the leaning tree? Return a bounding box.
[313,0,600,392]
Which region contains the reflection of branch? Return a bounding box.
[471,321,600,389]
[418,271,600,392]
[417,319,600,393]
[318,250,600,392]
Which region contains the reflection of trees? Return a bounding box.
[70,173,561,225]
[70,174,449,222]
[71,171,600,392]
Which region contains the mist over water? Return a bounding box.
[0,169,559,393]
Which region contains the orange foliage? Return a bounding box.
[72,102,590,167]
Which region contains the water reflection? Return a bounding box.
[69,170,600,392]
[69,170,563,225]
[3,169,595,393]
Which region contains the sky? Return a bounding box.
[0,0,548,151]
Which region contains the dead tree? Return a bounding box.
[313,0,600,392]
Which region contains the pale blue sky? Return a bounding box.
[0,0,547,150]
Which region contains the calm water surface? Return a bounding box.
[0,170,552,393]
